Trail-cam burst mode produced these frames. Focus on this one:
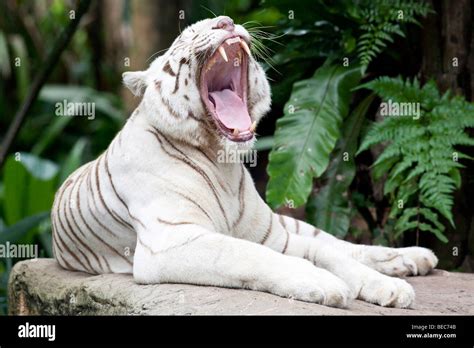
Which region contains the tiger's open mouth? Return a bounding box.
[200,36,254,142]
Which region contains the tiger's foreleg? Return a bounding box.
[277,214,438,277]
[132,217,352,308]
[256,212,416,308]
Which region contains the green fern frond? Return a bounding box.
[359,76,474,242]
[354,0,432,67]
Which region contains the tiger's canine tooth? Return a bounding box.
[218,46,228,62]
[249,121,257,133]
[233,128,239,136]
[240,41,251,56]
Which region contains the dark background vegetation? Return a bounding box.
[1,0,473,315]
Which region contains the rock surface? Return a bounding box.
[8,259,474,315]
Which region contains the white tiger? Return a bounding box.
[51,16,438,308]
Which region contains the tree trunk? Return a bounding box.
[123,0,192,113]
[85,0,105,90]
[420,0,474,271]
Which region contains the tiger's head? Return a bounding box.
[123,16,271,149]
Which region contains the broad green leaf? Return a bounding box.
[39,85,124,123]
[0,211,50,244]
[4,156,28,225]
[3,153,58,225]
[15,153,58,181]
[306,94,375,237]
[31,116,73,156]
[38,218,53,257]
[266,63,362,208]
[60,138,88,183]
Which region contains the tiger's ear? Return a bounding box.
[122,70,148,96]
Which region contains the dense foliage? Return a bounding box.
[260,0,445,242]
[358,77,474,242]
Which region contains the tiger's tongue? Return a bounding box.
[209,89,251,130]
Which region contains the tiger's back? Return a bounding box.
[51,139,136,274]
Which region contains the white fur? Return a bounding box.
[52,17,437,309]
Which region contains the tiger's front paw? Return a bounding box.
[269,258,353,308]
[397,247,438,276]
[357,273,415,308]
[360,246,438,277]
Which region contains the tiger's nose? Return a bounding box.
[214,17,234,31]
